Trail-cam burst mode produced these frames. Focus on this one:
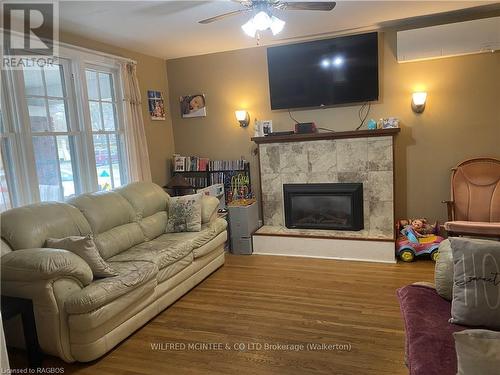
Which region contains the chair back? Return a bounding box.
[451,158,500,222]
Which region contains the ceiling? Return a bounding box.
[58,1,496,60]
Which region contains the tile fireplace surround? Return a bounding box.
[252,129,400,263]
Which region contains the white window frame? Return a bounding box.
[0,42,134,209]
[80,63,128,191]
[12,57,84,202]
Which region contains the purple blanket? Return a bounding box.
[396,285,467,375]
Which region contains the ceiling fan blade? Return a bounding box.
[198,9,250,24]
[282,2,336,11]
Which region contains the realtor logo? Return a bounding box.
[2,1,58,68]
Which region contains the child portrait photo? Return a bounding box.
[180,94,207,118]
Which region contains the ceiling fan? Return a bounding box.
[198,1,336,38]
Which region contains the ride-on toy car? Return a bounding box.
[396,219,444,262]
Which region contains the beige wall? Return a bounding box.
[60,32,175,187]
[167,30,500,223]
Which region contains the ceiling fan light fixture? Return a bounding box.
[252,11,272,31]
[241,19,257,37]
[270,16,285,35]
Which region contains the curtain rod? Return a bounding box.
[0,28,137,64]
[58,40,137,65]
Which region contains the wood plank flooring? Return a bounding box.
[8,254,434,375]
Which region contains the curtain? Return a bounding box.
[120,62,152,182]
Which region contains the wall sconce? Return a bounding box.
[235,110,250,127]
[411,92,427,113]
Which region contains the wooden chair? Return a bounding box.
[443,157,500,237]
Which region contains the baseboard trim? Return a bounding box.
[252,235,396,263]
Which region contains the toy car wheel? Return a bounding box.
[400,250,415,262]
[430,250,439,262]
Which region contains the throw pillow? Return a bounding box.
[454,329,500,375]
[435,239,454,301]
[450,237,500,328]
[46,235,117,278]
[166,193,202,233]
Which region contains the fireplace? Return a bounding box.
[283,183,364,231]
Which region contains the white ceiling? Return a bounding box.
[58,1,496,59]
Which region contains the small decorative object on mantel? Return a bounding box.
[147,90,166,120]
[367,119,377,130]
[378,117,400,129]
[396,218,444,262]
[261,120,272,135]
[180,94,207,118]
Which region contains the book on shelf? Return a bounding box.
[172,155,210,172]
[173,155,186,172]
[208,159,247,171]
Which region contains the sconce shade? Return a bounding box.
[235,110,250,127]
[412,92,427,113]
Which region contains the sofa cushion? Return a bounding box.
[192,231,227,259]
[69,191,144,259]
[166,194,202,233]
[444,221,500,236]
[396,284,467,375]
[435,239,454,301]
[1,202,91,250]
[108,236,192,269]
[69,191,135,233]
[116,182,170,241]
[157,253,194,283]
[65,260,158,314]
[163,218,227,253]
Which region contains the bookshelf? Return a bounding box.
[171,158,251,201]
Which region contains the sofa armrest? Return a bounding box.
[201,195,220,223]
[1,248,93,286]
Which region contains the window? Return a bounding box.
[84,68,126,191]
[0,85,13,211]
[21,61,79,201]
[0,46,131,211]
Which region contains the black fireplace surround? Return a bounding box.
[283,183,364,231]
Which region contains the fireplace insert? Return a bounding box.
[283,183,364,231]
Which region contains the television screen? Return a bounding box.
[267,32,379,110]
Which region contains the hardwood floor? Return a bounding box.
[8,254,434,375]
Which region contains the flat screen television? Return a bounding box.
[267,32,379,110]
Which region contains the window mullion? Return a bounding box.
[77,63,99,191]
[105,134,115,188]
[40,67,53,132]
[53,135,64,201]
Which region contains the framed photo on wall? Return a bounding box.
[180,94,207,118]
[148,90,166,121]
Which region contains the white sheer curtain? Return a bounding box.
[120,62,152,182]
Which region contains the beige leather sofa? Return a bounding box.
[0,182,227,362]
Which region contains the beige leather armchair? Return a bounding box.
[443,157,500,237]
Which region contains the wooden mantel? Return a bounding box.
[251,128,400,144]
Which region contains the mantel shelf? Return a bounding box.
[251,128,400,144]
